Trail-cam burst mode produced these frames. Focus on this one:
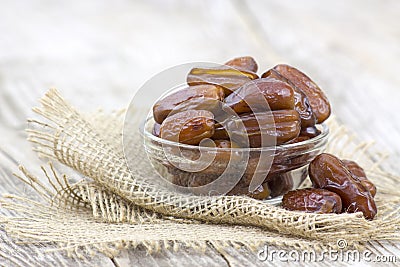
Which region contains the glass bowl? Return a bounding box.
[142,116,329,202]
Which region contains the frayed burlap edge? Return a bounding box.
[0,164,371,259]
[1,88,400,259]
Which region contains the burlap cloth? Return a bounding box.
[1,89,399,259]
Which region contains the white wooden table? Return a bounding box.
[1,0,399,266]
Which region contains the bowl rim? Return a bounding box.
[141,116,329,152]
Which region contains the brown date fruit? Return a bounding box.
[152,122,161,137]
[226,110,301,147]
[228,182,270,200]
[224,78,295,114]
[267,173,294,198]
[284,135,310,144]
[282,188,342,214]
[249,183,271,200]
[199,139,240,161]
[153,84,224,124]
[262,69,316,128]
[241,169,278,187]
[200,139,239,149]
[300,126,321,138]
[187,66,259,95]
[225,56,258,73]
[160,110,215,145]
[309,153,377,219]
[342,160,377,197]
[212,123,229,140]
[273,64,331,123]
[342,160,366,178]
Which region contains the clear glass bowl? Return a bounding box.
[142,116,329,202]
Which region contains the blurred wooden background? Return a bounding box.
[0,0,399,266]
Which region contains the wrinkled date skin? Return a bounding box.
[224,78,295,114]
[187,66,259,95]
[283,188,342,214]
[342,160,377,197]
[273,64,331,124]
[226,110,301,147]
[160,110,215,145]
[262,69,316,128]
[225,56,258,73]
[153,84,224,124]
[309,153,377,219]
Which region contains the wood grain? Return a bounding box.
[0,159,115,266]
[239,0,400,159]
[113,247,229,267]
[0,0,399,266]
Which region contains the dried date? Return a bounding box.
[211,122,229,140]
[309,153,377,219]
[225,56,258,73]
[160,110,215,145]
[152,122,161,137]
[284,135,310,144]
[228,182,270,200]
[273,64,331,123]
[153,84,224,124]
[282,188,342,214]
[262,69,316,128]
[199,139,240,162]
[200,139,239,149]
[268,173,294,198]
[187,66,259,95]
[342,160,377,197]
[225,110,301,147]
[224,78,295,114]
[300,126,321,138]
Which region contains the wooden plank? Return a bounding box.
[0,149,116,267]
[113,247,229,267]
[0,229,115,267]
[238,0,400,159]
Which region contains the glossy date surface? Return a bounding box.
[282,188,342,214]
[225,56,258,73]
[273,64,331,123]
[342,160,377,197]
[153,84,224,124]
[262,69,316,128]
[187,66,259,95]
[225,110,301,147]
[309,153,377,219]
[224,78,295,114]
[160,110,215,145]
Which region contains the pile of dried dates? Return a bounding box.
[150,56,376,219]
[151,56,334,200]
[153,56,331,147]
[282,153,377,220]
[150,56,377,219]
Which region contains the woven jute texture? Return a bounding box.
[1,89,400,258]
